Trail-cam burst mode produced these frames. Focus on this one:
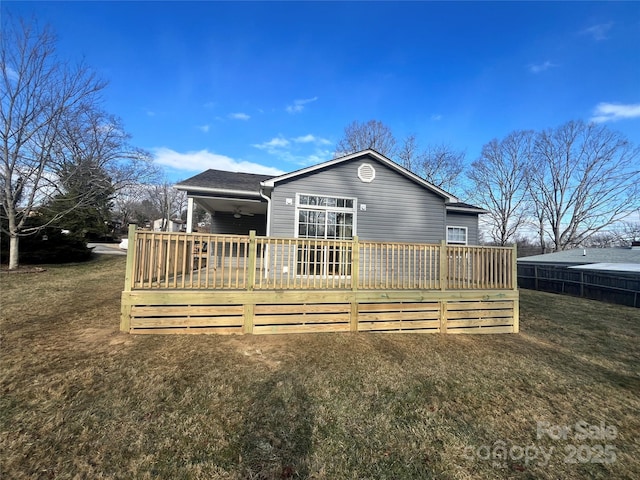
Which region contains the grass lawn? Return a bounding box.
[1,255,639,479]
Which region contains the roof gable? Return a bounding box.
[261,149,458,202]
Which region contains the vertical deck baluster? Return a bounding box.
[286,238,292,289]
[148,233,157,288]
[164,234,170,288]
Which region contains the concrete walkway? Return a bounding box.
[88,243,127,256]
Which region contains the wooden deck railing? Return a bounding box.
[124,226,516,291]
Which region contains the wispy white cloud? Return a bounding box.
[4,66,19,82]
[252,133,333,165]
[260,148,334,167]
[295,150,334,166]
[292,134,331,145]
[153,147,284,175]
[286,96,318,114]
[430,114,442,121]
[590,102,640,123]
[528,61,556,74]
[253,137,290,151]
[229,112,250,120]
[253,134,331,153]
[197,124,210,133]
[581,22,613,41]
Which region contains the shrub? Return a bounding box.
[1,219,93,265]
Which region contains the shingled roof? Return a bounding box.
[175,169,274,194]
[446,202,488,213]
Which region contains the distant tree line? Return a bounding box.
[335,119,640,252]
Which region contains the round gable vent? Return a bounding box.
[358,163,376,183]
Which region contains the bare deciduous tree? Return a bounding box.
[335,119,397,158]
[111,185,147,228]
[112,182,186,231]
[468,131,533,246]
[147,182,187,231]
[397,134,464,193]
[417,143,465,194]
[397,133,421,171]
[529,120,640,251]
[1,17,157,268]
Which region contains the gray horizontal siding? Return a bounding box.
[211,212,266,236]
[446,211,479,245]
[270,155,446,243]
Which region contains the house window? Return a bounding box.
[296,194,356,276]
[447,226,468,245]
[296,194,356,240]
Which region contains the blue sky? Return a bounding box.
[4,1,640,183]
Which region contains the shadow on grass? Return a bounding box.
[238,372,313,479]
[499,333,640,393]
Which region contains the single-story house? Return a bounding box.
[121,150,519,335]
[517,246,640,271]
[152,218,185,232]
[175,149,486,245]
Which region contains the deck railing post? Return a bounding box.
[440,301,448,334]
[120,224,137,332]
[439,240,448,291]
[351,236,359,291]
[511,244,520,333]
[123,223,137,292]
[512,244,518,290]
[244,231,257,334]
[350,236,359,332]
[247,230,257,291]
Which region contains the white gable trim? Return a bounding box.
[260,149,458,202]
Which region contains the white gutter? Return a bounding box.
[259,185,272,236]
[259,185,272,278]
[174,184,262,197]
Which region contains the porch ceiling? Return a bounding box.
[193,195,267,216]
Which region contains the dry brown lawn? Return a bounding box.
[1,255,639,479]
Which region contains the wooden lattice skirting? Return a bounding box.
[121,289,519,335]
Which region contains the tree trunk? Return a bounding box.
[9,235,19,270]
[538,222,545,255]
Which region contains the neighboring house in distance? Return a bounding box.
[175,149,486,245]
[152,218,184,232]
[517,246,640,307]
[517,247,640,273]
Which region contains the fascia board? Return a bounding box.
[174,184,262,197]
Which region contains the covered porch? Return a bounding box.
[176,168,271,235]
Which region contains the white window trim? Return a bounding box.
[293,193,357,279]
[447,226,468,245]
[294,193,357,239]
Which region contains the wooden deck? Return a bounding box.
[120,227,519,335]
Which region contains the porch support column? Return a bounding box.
[186,197,194,233]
